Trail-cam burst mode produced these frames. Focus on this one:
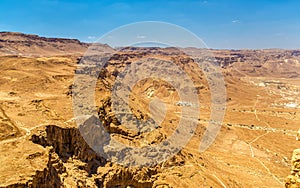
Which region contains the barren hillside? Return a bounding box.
[0,32,299,187]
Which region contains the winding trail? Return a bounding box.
[212,174,227,188]
[0,122,48,145]
[247,95,283,185]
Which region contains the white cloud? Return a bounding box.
[232,20,240,23]
[87,36,96,40]
[137,35,147,39]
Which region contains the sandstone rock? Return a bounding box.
[286,149,300,188]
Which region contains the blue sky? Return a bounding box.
[0,0,300,49]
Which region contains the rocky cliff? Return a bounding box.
[286,149,300,188]
[29,124,160,188]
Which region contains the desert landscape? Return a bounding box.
[0,32,299,187]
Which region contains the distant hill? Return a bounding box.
[0,32,113,56]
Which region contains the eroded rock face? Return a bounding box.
[30,124,162,187]
[285,149,300,188]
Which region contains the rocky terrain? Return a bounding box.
[286,149,300,187]
[0,32,299,187]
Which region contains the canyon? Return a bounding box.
[0,32,299,187]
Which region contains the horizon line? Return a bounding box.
[1,30,300,51]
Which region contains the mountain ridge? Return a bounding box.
[0,31,113,56]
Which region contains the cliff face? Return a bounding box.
[286,149,300,188]
[4,126,160,187]
[30,124,159,188]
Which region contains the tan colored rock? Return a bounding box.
[286,149,300,188]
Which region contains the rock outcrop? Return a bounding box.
[286,149,300,188]
[30,124,160,187]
